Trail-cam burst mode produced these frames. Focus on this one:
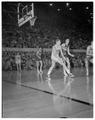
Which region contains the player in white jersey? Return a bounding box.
[47,39,74,78]
[15,52,21,72]
[61,39,74,75]
[85,41,93,76]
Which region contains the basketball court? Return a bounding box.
[2,2,93,118]
[2,67,93,118]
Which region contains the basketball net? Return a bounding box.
[30,16,37,26]
[18,3,37,27]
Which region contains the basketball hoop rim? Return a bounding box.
[30,16,37,20]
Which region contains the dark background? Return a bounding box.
[2,2,93,48]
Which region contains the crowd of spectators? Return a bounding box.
[2,21,92,71]
[2,50,86,71]
[2,20,92,49]
[2,50,51,71]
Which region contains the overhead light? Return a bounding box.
[69,8,72,11]
[66,3,69,7]
[49,3,53,6]
[90,13,93,15]
[57,8,60,11]
[86,6,89,10]
[91,16,93,19]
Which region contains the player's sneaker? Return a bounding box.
[64,70,69,77]
[64,73,68,77]
[69,73,74,77]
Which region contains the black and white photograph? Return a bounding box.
[2,1,93,118]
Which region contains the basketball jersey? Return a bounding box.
[15,55,21,64]
[51,45,61,58]
[36,49,42,61]
[62,43,69,57]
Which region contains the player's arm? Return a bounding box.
[60,46,66,61]
[67,47,74,57]
[36,50,40,59]
[61,44,67,60]
[86,46,92,56]
[86,46,89,56]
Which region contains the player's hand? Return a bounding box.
[71,54,74,57]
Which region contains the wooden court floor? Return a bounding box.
[2,67,93,118]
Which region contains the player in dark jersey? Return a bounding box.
[85,41,93,76]
[61,39,74,76]
[36,47,43,74]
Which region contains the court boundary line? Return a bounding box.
[3,80,93,107]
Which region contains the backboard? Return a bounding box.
[17,3,35,27]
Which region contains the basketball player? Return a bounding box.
[15,52,21,72]
[61,39,74,75]
[85,41,93,76]
[36,47,43,74]
[47,39,74,78]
